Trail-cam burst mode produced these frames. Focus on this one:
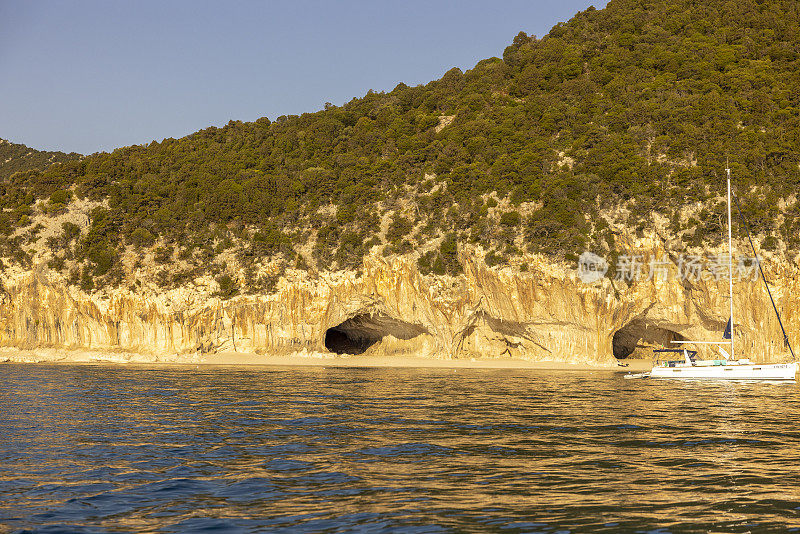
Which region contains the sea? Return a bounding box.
[1,362,800,533]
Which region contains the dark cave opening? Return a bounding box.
[324,326,377,355]
[323,313,428,355]
[612,318,685,359]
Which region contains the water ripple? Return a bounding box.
[1,363,800,532]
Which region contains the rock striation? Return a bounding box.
[1,244,798,365]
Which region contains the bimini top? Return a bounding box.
[653,348,698,360]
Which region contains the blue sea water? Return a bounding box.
[1,363,800,533]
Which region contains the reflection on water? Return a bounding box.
[1,363,800,532]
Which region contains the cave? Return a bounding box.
[612,318,685,359]
[323,313,428,355]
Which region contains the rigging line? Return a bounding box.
[731,191,796,361]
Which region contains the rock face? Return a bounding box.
[1,246,798,365]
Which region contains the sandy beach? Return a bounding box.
[0,347,652,371]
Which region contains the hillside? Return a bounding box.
[0,138,80,182]
[2,0,800,296]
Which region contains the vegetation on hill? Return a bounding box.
[0,138,80,182]
[2,0,800,293]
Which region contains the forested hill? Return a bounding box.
[0,138,80,181]
[3,0,800,294]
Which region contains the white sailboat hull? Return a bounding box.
[649,361,797,380]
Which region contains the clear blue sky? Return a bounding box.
[0,0,608,155]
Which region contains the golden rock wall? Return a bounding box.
[1,249,797,365]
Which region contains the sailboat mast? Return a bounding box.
[727,167,735,360]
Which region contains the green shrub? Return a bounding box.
[62,222,81,243]
[386,215,413,244]
[154,246,173,264]
[485,249,506,267]
[215,274,238,298]
[48,189,70,206]
[500,211,521,227]
[80,267,94,292]
[129,227,156,248]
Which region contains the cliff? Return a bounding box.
[2,241,797,366]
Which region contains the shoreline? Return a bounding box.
[0,347,653,371]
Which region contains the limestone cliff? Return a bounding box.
[1,242,798,365]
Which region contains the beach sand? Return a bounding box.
[202,352,652,371]
[0,347,652,371]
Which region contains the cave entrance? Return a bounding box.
[612,318,685,359]
[324,313,428,355]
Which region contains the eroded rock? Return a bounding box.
[0,246,797,365]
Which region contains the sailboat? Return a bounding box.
[638,168,797,380]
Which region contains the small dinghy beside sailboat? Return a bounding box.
[629,167,797,381]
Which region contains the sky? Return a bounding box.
[0,0,608,155]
